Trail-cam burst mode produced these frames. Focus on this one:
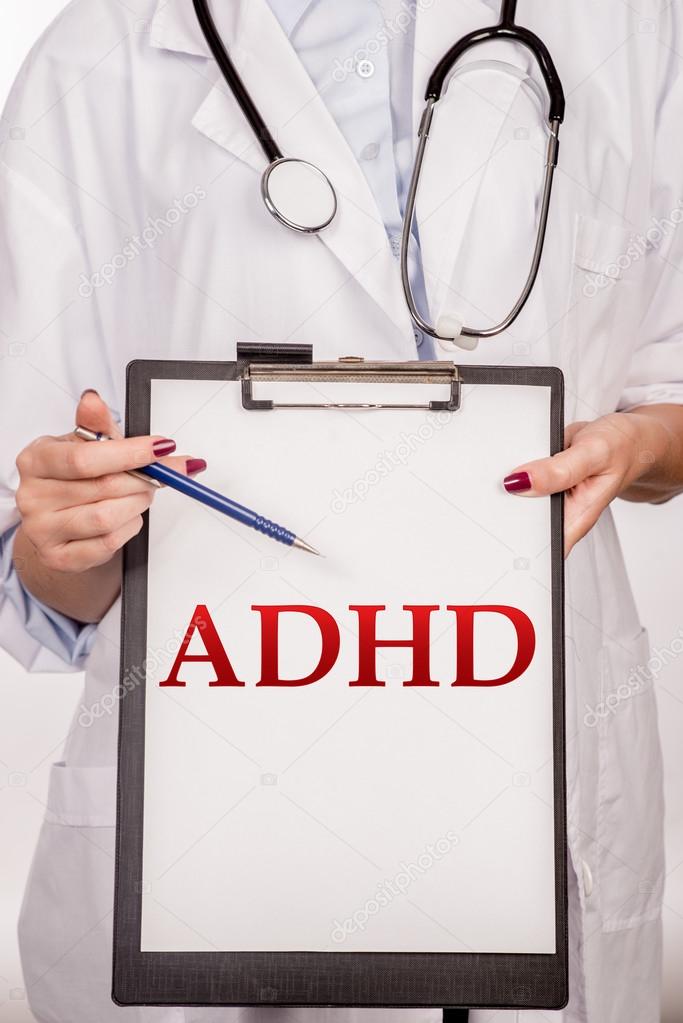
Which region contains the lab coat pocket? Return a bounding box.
[573,214,636,284]
[596,629,665,932]
[17,762,128,1023]
[568,214,641,408]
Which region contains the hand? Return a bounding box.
[503,410,680,556]
[13,390,207,621]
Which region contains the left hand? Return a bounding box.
[503,411,672,556]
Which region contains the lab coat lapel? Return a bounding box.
[150,0,413,340]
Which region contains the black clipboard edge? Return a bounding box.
[113,357,567,1011]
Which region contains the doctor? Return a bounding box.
[1,0,683,1021]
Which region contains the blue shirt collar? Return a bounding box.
[267,0,316,37]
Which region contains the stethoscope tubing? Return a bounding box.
[427,25,565,123]
[191,0,283,164]
[400,105,561,343]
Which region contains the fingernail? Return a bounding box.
[504,471,532,494]
[153,438,176,456]
[186,458,207,476]
[81,388,99,398]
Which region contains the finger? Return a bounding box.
[564,421,589,446]
[27,432,178,481]
[18,456,208,523]
[64,492,156,542]
[34,492,155,546]
[75,389,124,440]
[49,516,146,573]
[150,453,207,476]
[179,457,207,477]
[564,476,616,555]
[503,441,606,497]
[23,471,154,512]
[124,453,207,491]
[52,455,206,507]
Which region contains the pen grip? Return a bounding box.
[137,462,302,550]
[253,516,296,547]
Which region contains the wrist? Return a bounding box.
[617,404,683,503]
[623,408,677,485]
[13,525,121,624]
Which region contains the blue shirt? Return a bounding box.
[269,0,412,234]
[2,0,432,664]
[1,525,96,667]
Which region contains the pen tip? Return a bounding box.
[292,537,323,557]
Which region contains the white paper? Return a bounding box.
[140,376,557,955]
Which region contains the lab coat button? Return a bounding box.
[581,859,594,898]
[356,59,375,78]
[361,142,380,161]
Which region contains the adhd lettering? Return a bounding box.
[160,604,535,689]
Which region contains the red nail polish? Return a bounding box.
[153,439,176,456]
[504,471,532,493]
[186,458,207,476]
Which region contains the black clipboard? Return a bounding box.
[113,343,567,1011]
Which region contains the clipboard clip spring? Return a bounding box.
[241,358,461,412]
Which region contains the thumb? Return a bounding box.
[75,389,123,440]
[503,443,601,497]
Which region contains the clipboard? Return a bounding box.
[113,343,567,1011]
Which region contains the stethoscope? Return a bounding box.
[192,0,565,350]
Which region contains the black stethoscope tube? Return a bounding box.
[426,4,565,123]
[191,0,283,164]
[501,0,519,26]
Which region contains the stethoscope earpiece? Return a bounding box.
[435,314,479,352]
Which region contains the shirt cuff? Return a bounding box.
[618,383,683,411]
[0,525,96,670]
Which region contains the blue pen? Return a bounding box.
[74,427,320,556]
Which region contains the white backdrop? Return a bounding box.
[0,3,682,1021]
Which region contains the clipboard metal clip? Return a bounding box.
[240,357,461,412]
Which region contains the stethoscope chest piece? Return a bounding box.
[261,158,338,234]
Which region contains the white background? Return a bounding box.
[0,2,682,1021]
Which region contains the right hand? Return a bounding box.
[15,389,206,575]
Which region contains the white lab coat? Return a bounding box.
[1,0,681,1020]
